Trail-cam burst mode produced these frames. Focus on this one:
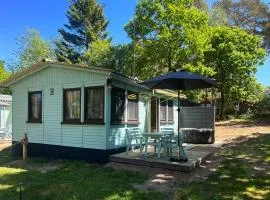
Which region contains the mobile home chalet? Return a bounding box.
[1,60,179,163]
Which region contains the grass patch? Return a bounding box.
[174,134,270,200]
[0,148,164,200]
[219,112,270,123]
[1,134,270,200]
[0,147,14,165]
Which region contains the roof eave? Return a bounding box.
[153,89,186,98]
[1,61,50,87]
[110,73,151,91]
[1,60,113,87]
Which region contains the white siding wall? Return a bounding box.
[11,65,109,150]
[107,97,148,149]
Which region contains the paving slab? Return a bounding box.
[109,147,212,172]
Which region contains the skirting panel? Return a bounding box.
[12,141,125,164]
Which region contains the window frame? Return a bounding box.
[159,99,174,123]
[167,100,174,122]
[84,86,105,124]
[127,91,139,123]
[63,88,81,124]
[28,91,42,123]
[159,99,167,123]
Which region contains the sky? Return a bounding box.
[0,0,269,85]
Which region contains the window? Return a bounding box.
[127,91,138,122]
[111,88,125,124]
[168,100,174,121]
[28,91,42,123]
[85,87,104,124]
[160,99,174,123]
[160,99,167,122]
[111,88,139,124]
[63,88,81,123]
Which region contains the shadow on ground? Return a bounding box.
[1,133,269,200]
[108,133,270,200]
[174,133,270,200]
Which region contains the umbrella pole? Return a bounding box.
[177,90,188,162]
[170,90,188,163]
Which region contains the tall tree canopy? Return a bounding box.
[0,60,10,82]
[55,0,109,63]
[11,29,55,72]
[213,0,270,51]
[257,86,270,113]
[205,26,266,117]
[124,0,213,79]
[112,43,142,76]
[0,60,11,94]
[193,0,208,11]
[80,39,114,68]
[208,6,228,26]
[122,0,267,117]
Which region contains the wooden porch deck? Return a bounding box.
[109,146,213,172]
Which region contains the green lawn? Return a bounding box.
[174,134,270,200]
[1,134,269,200]
[0,149,163,200]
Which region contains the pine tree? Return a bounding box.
[55,0,109,63]
[213,0,270,51]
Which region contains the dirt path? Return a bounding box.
[108,147,222,193]
[215,119,270,144]
[0,140,11,150]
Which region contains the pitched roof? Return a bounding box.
[0,59,184,99]
[0,59,112,87]
[110,72,150,91]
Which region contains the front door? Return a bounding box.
[151,97,159,132]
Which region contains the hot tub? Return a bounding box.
[181,128,215,144]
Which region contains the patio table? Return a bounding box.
[142,132,174,159]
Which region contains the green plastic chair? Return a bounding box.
[161,128,178,156]
[126,127,144,154]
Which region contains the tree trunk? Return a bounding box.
[168,45,172,71]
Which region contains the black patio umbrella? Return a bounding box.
[142,70,217,162]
